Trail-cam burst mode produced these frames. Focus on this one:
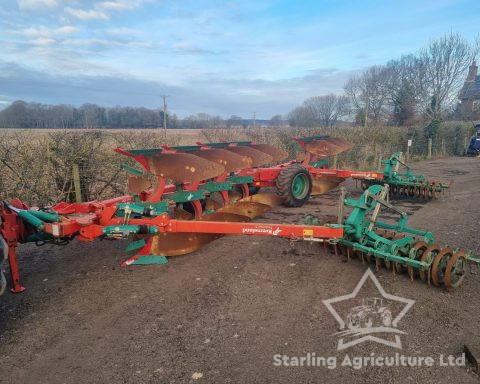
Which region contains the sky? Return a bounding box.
[0,0,479,118]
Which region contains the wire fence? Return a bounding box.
[0,122,474,205]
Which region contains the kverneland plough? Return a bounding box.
[356,152,450,200]
[243,135,382,206]
[0,138,473,296]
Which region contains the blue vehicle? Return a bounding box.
[466,126,480,156]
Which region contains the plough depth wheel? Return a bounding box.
[276,164,312,207]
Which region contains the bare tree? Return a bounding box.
[386,55,425,125]
[270,114,283,126]
[344,66,391,127]
[417,32,478,121]
[303,94,350,127]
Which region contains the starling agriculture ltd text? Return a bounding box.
[273,352,466,370]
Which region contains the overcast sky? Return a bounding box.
[1,0,479,118]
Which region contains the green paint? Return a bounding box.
[201,181,233,192]
[28,210,60,222]
[227,175,253,184]
[125,239,146,252]
[103,225,159,237]
[131,255,168,265]
[121,164,147,177]
[291,173,309,199]
[165,189,206,203]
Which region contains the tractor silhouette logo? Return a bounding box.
[323,269,415,350]
[346,297,392,330]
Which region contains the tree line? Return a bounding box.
[288,33,479,130]
[0,33,478,130]
[0,101,276,130]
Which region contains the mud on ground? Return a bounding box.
[0,156,479,384]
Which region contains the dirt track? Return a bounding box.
[1,156,479,384]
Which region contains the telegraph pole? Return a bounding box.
[162,95,169,135]
[253,112,256,129]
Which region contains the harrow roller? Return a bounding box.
[358,152,450,201]
[335,184,477,290]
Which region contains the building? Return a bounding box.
[458,61,480,116]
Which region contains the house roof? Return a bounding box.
[460,75,480,100]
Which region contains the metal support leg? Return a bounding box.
[8,245,25,293]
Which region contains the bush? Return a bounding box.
[0,122,474,205]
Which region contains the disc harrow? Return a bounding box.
[327,185,475,290]
[357,152,450,201]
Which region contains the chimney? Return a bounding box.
[467,60,478,81]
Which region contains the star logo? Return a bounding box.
[323,268,415,350]
[272,227,282,236]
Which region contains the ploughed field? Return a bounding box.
[0,156,479,384]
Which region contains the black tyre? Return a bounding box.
[276,164,312,207]
[248,184,261,195]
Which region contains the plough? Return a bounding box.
[356,152,450,200]
[0,137,473,296]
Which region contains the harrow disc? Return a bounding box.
[431,247,454,287]
[311,176,343,195]
[148,152,225,183]
[444,251,467,290]
[193,148,252,173]
[225,146,274,167]
[418,245,440,282]
[127,175,151,195]
[407,241,428,281]
[150,212,250,256]
[249,144,288,163]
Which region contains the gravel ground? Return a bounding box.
[0,156,479,384]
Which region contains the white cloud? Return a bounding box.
[17,0,57,10]
[107,28,142,36]
[56,25,79,34]
[22,25,79,38]
[64,6,108,20]
[99,1,133,11]
[99,0,149,11]
[30,37,56,46]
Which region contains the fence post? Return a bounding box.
[464,135,468,154]
[427,138,432,159]
[332,155,338,169]
[72,164,82,203]
[441,138,446,156]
